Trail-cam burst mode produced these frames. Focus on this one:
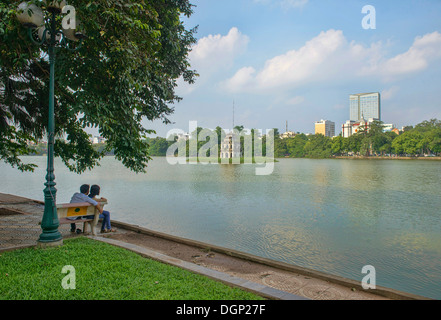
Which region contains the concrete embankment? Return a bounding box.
[108,220,431,300]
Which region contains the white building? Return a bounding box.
[341,120,356,138]
[176,133,190,141]
[341,118,396,138]
[382,123,395,132]
[220,132,241,159]
[280,131,297,139]
[91,136,106,144]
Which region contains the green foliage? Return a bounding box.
[275,119,441,158]
[145,137,171,156]
[303,134,332,158]
[24,119,441,160]
[331,135,345,155]
[0,237,263,300]
[390,120,441,156]
[1,0,197,173]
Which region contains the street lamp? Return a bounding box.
[17,1,85,247]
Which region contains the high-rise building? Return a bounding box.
[315,120,335,137]
[349,92,381,121]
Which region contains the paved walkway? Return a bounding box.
[0,193,427,300]
[0,193,76,247]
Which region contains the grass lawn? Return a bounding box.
[0,237,264,300]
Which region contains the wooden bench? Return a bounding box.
[57,201,107,236]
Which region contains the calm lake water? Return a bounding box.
[1,156,441,299]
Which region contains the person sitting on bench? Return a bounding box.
[69,184,103,233]
[88,184,116,233]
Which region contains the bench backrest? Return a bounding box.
[56,202,107,219]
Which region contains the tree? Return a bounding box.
[355,120,386,156]
[414,119,441,155]
[379,131,397,155]
[274,138,287,157]
[215,126,224,156]
[147,137,170,156]
[347,133,363,154]
[0,0,197,173]
[392,130,423,155]
[331,135,344,155]
[414,119,441,132]
[286,134,307,157]
[428,129,441,155]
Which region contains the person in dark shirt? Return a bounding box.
[88,184,116,233]
[69,184,103,233]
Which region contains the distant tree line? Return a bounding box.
[27,119,441,159]
[146,119,441,158]
[28,142,113,157]
[276,119,441,158]
[147,125,270,158]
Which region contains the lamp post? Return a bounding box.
[17,1,85,247]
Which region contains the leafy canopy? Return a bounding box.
[0,0,197,173]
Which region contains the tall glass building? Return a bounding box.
[350,92,381,121]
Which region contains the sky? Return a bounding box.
[144,0,441,138]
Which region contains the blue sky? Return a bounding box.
[146,0,441,137]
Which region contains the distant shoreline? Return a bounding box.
[332,156,441,161]
[21,154,441,161]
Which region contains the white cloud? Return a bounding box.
[381,86,400,100]
[224,30,441,94]
[257,29,344,87]
[189,27,249,74]
[373,31,441,79]
[223,66,256,92]
[224,29,347,92]
[177,27,249,95]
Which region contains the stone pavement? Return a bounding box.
[0,193,76,248]
[0,193,428,300]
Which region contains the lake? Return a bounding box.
[1,156,441,299]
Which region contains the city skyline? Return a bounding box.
[127,0,441,139]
